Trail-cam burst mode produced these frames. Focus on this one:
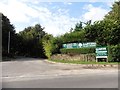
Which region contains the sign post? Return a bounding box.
[8,31,10,54]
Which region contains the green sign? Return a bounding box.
[63,44,67,48]
[72,43,79,48]
[96,47,108,58]
[62,42,96,49]
[82,42,96,48]
[67,43,73,49]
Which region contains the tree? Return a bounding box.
[84,21,99,43]
[2,13,17,57]
[74,21,83,32]
[19,24,46,57]
[103,1,120,45]
[84,1,120,45]
[105,1,120,21]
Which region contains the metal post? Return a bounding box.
[8,31,10,54]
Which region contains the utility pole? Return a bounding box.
[8,31,10,54]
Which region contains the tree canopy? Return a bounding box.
[2,14,17,57]
[18,24,46,57]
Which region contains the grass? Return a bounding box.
[49,59,119,65]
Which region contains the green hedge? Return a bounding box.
[109,44,120,62]
[60,47,95,54]
[60,44,120,62]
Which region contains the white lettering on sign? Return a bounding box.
[67,43,72,49]
[78,43,82,48]
[96,48,106,51]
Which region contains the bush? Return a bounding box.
[42,34,58,59]
[110,44,120,62]
[42,40,53,59]
[60,47,95,54]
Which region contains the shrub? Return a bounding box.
[42,40,53,59]
[110,44,120,62]
[60,47,95,54]
[42,34,58,59]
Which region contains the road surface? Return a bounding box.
[2,58,118,88]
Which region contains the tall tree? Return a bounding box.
[84,1,120,45]
[105,1,120,21]
[2,13,17,57]
[104,1,120,45]
[19,24,46,57]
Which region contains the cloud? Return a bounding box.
[68,2,72,5]
[88,0,99,3]
[88,0,115,2]
[20,0,41,4]
[42,15,78,36]
[82,4,109,22]
[0,0,36,23]
[63,2,72,5]
[0,1,110,36]
[37,8,78,36]
[0,0,78,36]
[106,1,114,7]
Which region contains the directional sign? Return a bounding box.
[96,47,108,58]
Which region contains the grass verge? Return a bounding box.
[49,59,119,65]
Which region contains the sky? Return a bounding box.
[0,0,117,36]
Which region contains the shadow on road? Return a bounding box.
[2,56,46,62]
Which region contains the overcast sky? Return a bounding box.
[0,0,116,36]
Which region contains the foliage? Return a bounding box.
[51,36,63,54]
[110,44,120,62]
[42,34,55,58]
[105,1,120,21]
[2,13,17,57]
[60,47,95,54]
[61,30,86,43]
[18,24,46,57]
[103,1,120,45]
[42,40,53,59]
[84,22,97,42]
[74,21,83,32]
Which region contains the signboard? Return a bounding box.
[72,43,79,48]
[63,44,67,48]
[62,42,96,49]
[67,43,73,49]
[96,47,108,58]
[82,42,96,48]
[78,43,82,48]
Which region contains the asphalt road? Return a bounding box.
[2,58,118,88]
[3,71,118,88]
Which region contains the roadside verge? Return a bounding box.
[44,59,118,68]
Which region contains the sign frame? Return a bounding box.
[96,46,108,62]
